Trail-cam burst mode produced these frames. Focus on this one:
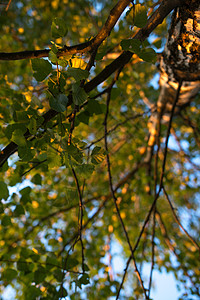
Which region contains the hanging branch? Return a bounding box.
[156,210,200,294]
[116,255,132,299]
[148,209,156,299]
[131,80,183,256]
[103,72,147,299]
[71,167,85,273]
[163,187,200,252]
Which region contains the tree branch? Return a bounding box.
[0,0,184,167]
[0,0,132,61]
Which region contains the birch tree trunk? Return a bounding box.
[146,0,200,161]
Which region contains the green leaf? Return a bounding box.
[11,129,27,147]
[13,204,25,217]
[46,254,60,270]
[58,286,68,297]
[20,186,31,196]
[120,39,131,51]
[67,67,89,81]
[17,260,31,272]
[16,111,29,122]
[72,83,88,105]
[34,267,47,284]
[51,43,58,54]
[20,247,32,259]
[32,173,42,185]
[49,50,58,64]
[78,273,90,286]
[47,146,62,168]
[2,215,12,226]
[91,146,106,165]
[83,264,90,271]
[134,4,147,28]
[65,258,79,270]
[87,99,105,115]
[18,144,35,161]
[51,17,68,38]
[24,286,41,300]
[0,203,4,214]
[74,164,95,178]
[27,117,37,135]
[31,58,52,81]
[0,181,9,200]
[1,268,17,281]
[153,38,162,49]
[138,48,157,63]
[121,39,141,53]
[95,50,107,61]
[77,111,90,125]
[65,187,78,202]
[66,144,83,164]
[49,94,69,112]
[53,269,63,282]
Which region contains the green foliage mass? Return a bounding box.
[0,0,199,299]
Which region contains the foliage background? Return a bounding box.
[0,0,199,299]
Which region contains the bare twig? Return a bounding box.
[71,167,85,273]
[85,110,151,149]
[163,187,200,252]
[68,106,78,145]
[103,72,147,299]
[156,210,200,294]
[148,209,156,298]
[116,256,132,299]
[132,80,183,254]
[5,0,12,11]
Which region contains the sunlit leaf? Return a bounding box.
[134,4,147,28]
[91,146,106,164]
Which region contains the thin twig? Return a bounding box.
[21,159,47,177]
[148,208,156,298]
[163,187,200,252]
[85,110,151,150]
[156,210,200,294]
[132,80,183,254]
[103,72,147,299]
[68,106,79,145]
[5,0,12,11]
[159,80,183,187]
[116,256,132,299]
[71,167,85,273]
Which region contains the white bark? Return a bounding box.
[145,1,200,161]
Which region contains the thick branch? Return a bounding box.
[0,0,132,61]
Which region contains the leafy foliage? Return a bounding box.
[0,0,199,300]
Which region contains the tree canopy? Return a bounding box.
[0,0,199,299]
